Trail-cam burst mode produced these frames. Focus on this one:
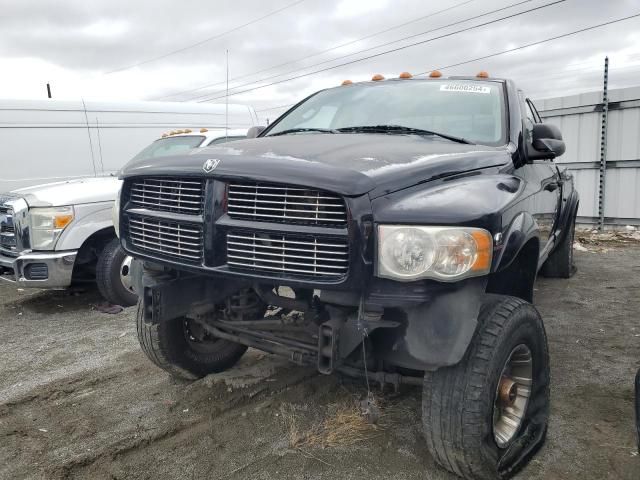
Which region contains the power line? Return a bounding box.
[414,13,640,75]
[154,0,480,100]
[186,0,539,102]
[256,103,294,112]
[196,0,567,103]
[106,0,309,74]
[204,12,640,105]
[254,62,640,114]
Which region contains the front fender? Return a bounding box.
[371,172,523,232]
[493,211,540,272]
[55,201,114,250]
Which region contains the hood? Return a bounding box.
[12,176,121,207]
[120,134,511,198]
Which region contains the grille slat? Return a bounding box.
[0,206,16,251]
[128,177,205,215]
[227,181,347,227]
[226,232,348,278]
[127,216,203,263]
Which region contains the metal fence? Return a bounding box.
[536,85,640,227]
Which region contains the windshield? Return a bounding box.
[131,135,205,161]
[266,80,506,146]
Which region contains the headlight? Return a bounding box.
[29,206,75,250]
[113,186,122,238]
[377,225,492,282]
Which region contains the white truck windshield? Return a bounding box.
[131,136,205,161]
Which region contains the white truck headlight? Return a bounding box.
[29,206,75,250]
[377,225,492,282]
[113,186,122,238]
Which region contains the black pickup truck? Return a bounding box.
[116,73,578,479]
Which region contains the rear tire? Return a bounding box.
[136,301,247,380]
[541,213,576,278]
[96,238,138,306]
[422,294,550,479]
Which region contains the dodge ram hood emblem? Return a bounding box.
[203,158,221,173]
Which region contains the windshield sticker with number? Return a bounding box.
[440,84,491,94]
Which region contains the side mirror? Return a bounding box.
[529,123,565,160]
[247,126,266,138]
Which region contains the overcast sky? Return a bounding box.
[1,0,639,123]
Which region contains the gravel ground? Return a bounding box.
[0,246,639,479]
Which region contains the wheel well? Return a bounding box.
[72,228,116,281]
[487,238,539,302]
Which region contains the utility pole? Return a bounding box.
[225,49,229,139]
[598,56,609,231]
[46,83,52,99]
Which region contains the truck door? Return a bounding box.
[520,97,561,257]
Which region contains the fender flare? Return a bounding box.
[554,190,579,246]
[493,211,540,273]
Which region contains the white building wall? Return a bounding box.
[536,86,640,225]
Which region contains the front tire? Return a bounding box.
[136,302,248,380]
[96,238,138,306]
[422,294,550,479]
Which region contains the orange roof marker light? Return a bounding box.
[399,72,412,79]
[200,128,208,133]
[371,74,385,81]
[476,71,489,78]
[184,128,192,133]
[341,79,353,86]
[429,70,442,78]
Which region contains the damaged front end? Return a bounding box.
[132,256,487,389]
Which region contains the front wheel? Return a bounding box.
[95,238,138,306]
[136,302,248,380]
[422,294,550,479]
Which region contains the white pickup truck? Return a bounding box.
[0,128,247,305]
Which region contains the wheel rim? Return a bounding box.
[119,256,135,293]
[493,344,533,448]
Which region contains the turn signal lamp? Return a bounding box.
[53,214,74,229]
[429,70,442,78]
[476,71,489,78]
[372,74,385,81]
[341,79,353,86]
[399,72,412,79]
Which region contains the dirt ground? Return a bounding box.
[1,245,639,480]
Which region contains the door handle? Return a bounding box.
[544,182,559,192]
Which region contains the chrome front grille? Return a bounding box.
[227,182,347,227]
[0,206,16,251]
[226,231,348,278]
[127,215,203,263]
[128,177,205,215]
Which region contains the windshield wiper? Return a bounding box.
[336,125,474,144]
[269,127,337,136]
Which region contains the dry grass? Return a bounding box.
[280,395,384,449]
